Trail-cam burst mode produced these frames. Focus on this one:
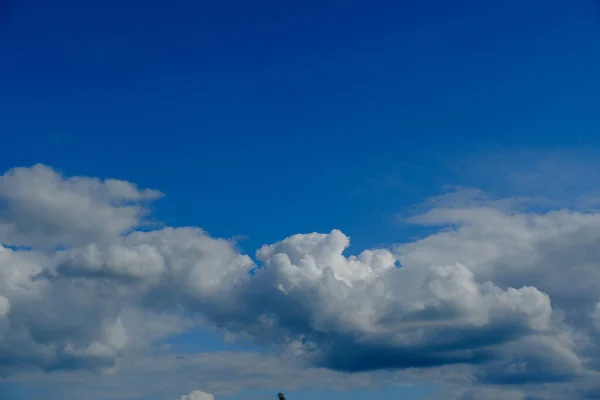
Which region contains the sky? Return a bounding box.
[2,0,600,399]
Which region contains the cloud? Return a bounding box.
[455,387,527,400]
[7,349,381,400]
[242,231,553,372]
[0,295,9,317]
[448,148,600,210]
[3,165,600,399]
[177,390,215,400]
[0,164,162,248]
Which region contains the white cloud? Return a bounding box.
[0,164,161,248]
[55,242,167,281]
[4,165,600,399]
[177,390,215,400]
[244,230,554,372]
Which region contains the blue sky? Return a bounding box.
[2,0,600,252]
[2,1,600,399]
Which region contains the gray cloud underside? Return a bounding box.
[6,349,383,400]
[2,164,600,399]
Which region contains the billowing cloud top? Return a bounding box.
[1,165,600,399]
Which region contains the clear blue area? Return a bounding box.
[2,0,600,398]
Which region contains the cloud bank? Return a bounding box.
[2,164,600,399]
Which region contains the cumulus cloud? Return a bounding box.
[0,164,162,248]
[241,231,553,373]
[3,165,600,399]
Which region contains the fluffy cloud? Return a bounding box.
[0,164,162,248]
[3,165,600,399]
[243,231,553,373]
